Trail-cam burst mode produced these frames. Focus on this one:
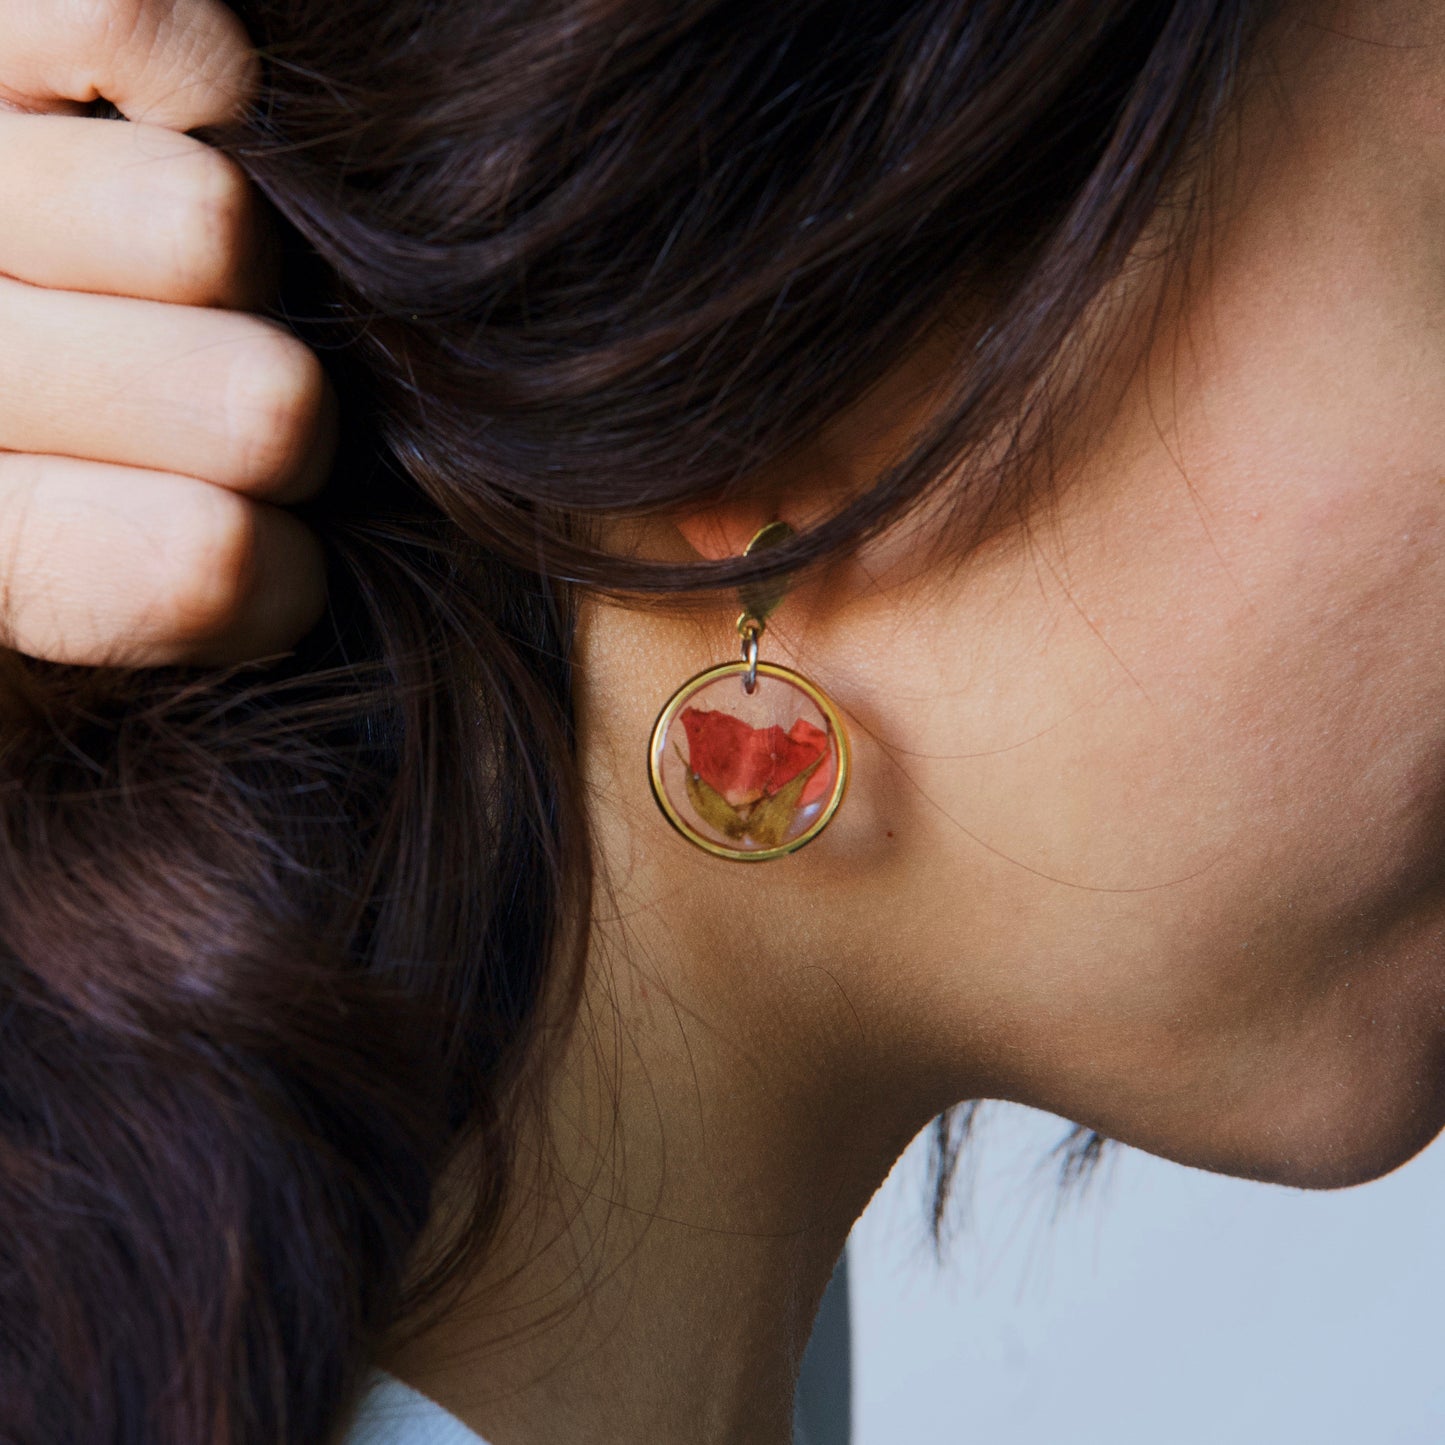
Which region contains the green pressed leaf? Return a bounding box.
[742,751,826,849]
[683,764,751,840]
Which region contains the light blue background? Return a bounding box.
[849,1105,1445,1445]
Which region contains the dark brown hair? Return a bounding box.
[0,2,1269,1440]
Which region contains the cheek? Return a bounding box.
[898,484,1445,932]
[1167,478,1445,918]
[851,446,1445,1186]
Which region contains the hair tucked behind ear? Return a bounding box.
[0,2,1268,1440]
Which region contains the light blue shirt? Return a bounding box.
[346,1373,488,1445]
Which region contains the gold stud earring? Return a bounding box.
[648,522,850,860]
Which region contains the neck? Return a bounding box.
[382,879,908,1445]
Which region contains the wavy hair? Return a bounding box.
[0,2,1269,1440]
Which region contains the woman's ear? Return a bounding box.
[672,445,839,561]
[672,416,885,562]
[672,506,776,562]
[672,362,938,564]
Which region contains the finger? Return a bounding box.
[0,276,336,504]
[0,115,272,307]
[0,0,257,129]
[0,453,326,667]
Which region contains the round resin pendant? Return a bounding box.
[649,660,849,861]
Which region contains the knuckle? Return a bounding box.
[158,486,258,642]
[224,329,326,488]
[165,148,254,301]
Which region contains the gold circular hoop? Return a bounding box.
[648,659,851,861]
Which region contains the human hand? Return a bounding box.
[0,0,333,666]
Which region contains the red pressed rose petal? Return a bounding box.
[681,710,767,805]
[788,718,834,808]
[680,709,757,806]
[680,707,832,807]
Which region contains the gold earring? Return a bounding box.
[648,522,850,860]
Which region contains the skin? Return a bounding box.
[386,5,1445,1443]
[10,2,1445,1443]
[0,0,331,665]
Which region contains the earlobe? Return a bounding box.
[671,425,868,562]
[673,506,775,563]
[674,486,839,560]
